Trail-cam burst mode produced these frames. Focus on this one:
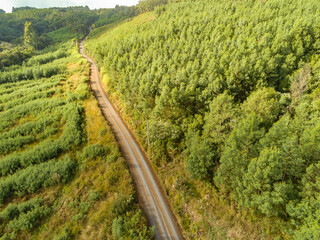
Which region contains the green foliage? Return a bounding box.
[74,83,90,100]
[94,6,136,28]
[0,47,32,70]
[112,210,154,239]
[0,157,76,204]
[0,114,61,140]
[185,135,215,180]
[0,75,60,95]
[0,198,43,221]
[287,195,320,239]
[0,7,97,44]
[86,0,320,237]
[53,227,74,240]
[0,31,150,240]
[111,194,135,216]
[241,87,284,127]
[46,27,78,44]
[0,89,55,111]
[25,49,67,66]
[0,136,35,155]
[203,92,239,148]
[0,98,65,131]
[87,1,320,236]
[0,63,65,84]
[137,0,168,13]
[0,198,51,239]
[80,144,109,160]
[214,113,265,194]
[241,147,298,217]
[88,0,320,164]
[24,21,38,50]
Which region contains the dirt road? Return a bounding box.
[79,40,183,240]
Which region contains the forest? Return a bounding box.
[86,0,320,239]
[0,5,153,240]
[1,0,320,238]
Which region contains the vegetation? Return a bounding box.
[94,6,136,28]
[0,198,51,239]
[0,5,139,71]
[87,0,320,238]
[0,6,97,44]
[0,19,152,238]
[3,0,319,238]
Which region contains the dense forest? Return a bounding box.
[86,0,320,239]
[0,5,153,240]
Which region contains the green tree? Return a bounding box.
[24,21,38,49]
[185,135,215,180]
[214,113,265,195]
[239,147,297,217]
[203,92,239,149]
[241,87,283,128]
[287,163,320,239]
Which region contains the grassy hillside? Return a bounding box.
[0,42,152,239]
[86,0,320,239]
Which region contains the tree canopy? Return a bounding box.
[87,0,320,238]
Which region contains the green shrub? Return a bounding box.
[0,136,35,154]
[0,157,76,204]
[0,63,65,84]
[25,49,68,66]
[0,104,83,177]
[0,198,51,239]
[80,144,109,160]
[112,210,154,239]
[0,98,65,131]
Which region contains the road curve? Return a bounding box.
[79,40,184,240]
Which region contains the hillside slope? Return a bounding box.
[86,0,320,239]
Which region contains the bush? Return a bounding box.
[80,144,109,160]
[0,98,65,131]
[0,63,65,84]
[0,136,35,154]
[0,198,51,239]
[0,104,84,177]
[25,49,68,66]
[112,210,154,239]
[0,157,76,204]
[0,198,44,222]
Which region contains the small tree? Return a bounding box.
[290,64,311,101]
[186,136,215,180]
[203,92,239,148]
[24,21,38,49]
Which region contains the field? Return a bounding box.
[0,43,152,239]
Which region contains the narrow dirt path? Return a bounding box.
[79,40,184,240]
